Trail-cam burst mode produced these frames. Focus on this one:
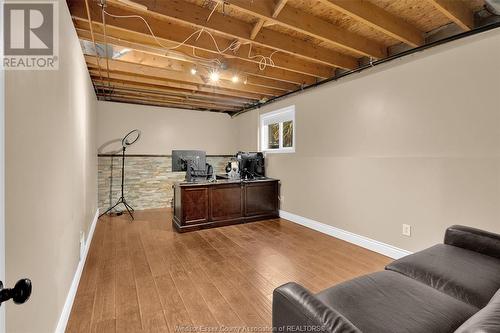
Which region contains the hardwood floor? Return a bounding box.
[66,208,391,333]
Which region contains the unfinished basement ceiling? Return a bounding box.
[67,0,493,114]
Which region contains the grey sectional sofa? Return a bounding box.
[272,225,500,333]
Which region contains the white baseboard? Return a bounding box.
[55,209,99,333]
[279,210,412,259]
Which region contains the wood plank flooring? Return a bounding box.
[66,208,391,333]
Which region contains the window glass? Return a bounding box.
[260,105,295,153]
[268,123,279,149]
[283,120,293,148]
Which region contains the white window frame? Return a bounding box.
[260,105,295,153]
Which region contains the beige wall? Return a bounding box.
[97,101,239,155]
[5,2,97,332]
[235,29,500,253]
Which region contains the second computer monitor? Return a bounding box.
[172,150,206,172]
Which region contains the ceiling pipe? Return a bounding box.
[485,0,500,15]
[232,21,500,117]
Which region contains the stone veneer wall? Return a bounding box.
[98,155,231,212]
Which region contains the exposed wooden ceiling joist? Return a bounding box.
[250,0,289,40]
[75,20,326,85]
[92,77,256,105]
[117,51,296,92]
[85,55,282,97]
[218,0,387,58]
[318,0,424,47]
[89,70,264,101]
[103,0,358,69]
[95,85,248,107]
[78,32,298,91]
[104,95,233,112]
[250,19,265,40]
[74,23,326,86]
[96,92,240,111]
[69,13,334,81]
[66,0,486,113]
[425,0,474,31]
[273,0,290,17]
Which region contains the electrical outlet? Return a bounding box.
[79,231,86,261]
[402,224,412,237]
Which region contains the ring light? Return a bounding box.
[122,129,141,147]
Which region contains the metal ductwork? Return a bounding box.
[485,0,500,15]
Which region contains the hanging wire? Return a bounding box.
[102,9,279,71]
[100,2,112,99]
[206,1,218,22]
[246,43,278,71]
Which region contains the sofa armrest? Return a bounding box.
[272,282,361,333]
[444,225,500,259]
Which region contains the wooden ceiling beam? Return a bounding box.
[71,16,333,81]
[319,0,424,47]
[119,51,297,92]
[94,85,247,107]
[91,77,256,104]
[104,95,239,111]
[85,55,283,97]
[97,92,240,111]
[89,69,263,101]
[250,0,289,40]
[101,96,235,113]
[250,19,265,40]
[74,26,324,86]
[425,0,474,31]
[272,0,290,17]
[102,0,358,69]
[218,0,386,58]
[83,43,298,92]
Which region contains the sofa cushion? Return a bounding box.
[316,271,477,333]
[386,244,500,308]
[455,289,500,333]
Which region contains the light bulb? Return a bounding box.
[231,75,239,83]
[209,71,220,82]
[190,68,197,75]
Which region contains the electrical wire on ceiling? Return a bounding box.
[101,3,112,95]
[247,44,278,71]
[95,0,280,105]
[206,1,218,22]
[100,6,280,72]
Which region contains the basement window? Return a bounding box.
[260,105,295,153]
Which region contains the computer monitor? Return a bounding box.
[236,152,265,179]
[172,150,206,172]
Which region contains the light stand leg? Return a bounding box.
[123,201,135,212]
[98,199,122,218]
[99,146,134,221]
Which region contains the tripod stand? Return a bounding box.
[99,129,141,220]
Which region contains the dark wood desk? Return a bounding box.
[173,178,279,232]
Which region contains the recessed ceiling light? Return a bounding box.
[209,71,220,82]
[190,68,197,75]
[231,75,239,83]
